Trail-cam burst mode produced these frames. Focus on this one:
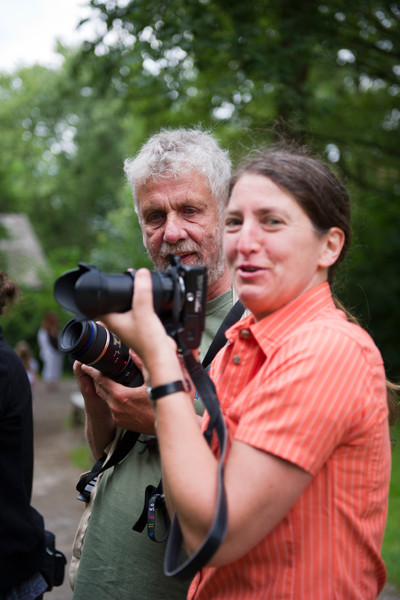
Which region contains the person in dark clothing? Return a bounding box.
[0,271,47,600]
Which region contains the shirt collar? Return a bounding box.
[226,282,336,346]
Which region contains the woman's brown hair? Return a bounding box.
[229,146,399,425]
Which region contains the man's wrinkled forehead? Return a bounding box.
[136,171,214,216]
[137,167,210,193]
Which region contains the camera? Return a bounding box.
[54,256,207,381]
[59,318,144,387]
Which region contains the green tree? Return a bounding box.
[0,53,151,273]
[72,0,399,375]
[1,1,399,377]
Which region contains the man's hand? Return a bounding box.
[74,359,104,404]
[73,360,116,459]
[77,360,156,435]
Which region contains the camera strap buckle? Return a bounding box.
[76,430,140,502]
[132,481,171,543]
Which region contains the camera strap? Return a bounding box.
[132,300,245,540]
[162,297,246,577]
[201,300,245,369]
[76,429,140,502]
[75,300,245,505]
[163,346,228,579]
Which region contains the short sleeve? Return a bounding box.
[231,324,386,475]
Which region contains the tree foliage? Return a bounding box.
[0,0,399,379]
[72,0,400,376]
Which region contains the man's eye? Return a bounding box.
[147,213,164,224]
[183,207,197,216]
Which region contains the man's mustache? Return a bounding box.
[160,242,200,259]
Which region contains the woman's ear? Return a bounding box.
[319,227,345,268]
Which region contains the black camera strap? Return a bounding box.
[162,300,245,577]
[132,300,245,579]
[132,300,244,534]
[163,346,227,579]
[76,429,140,502]
[201,300,245,370]
[75,301,245,504]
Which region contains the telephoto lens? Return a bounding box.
[59,318,144,387]
[54,258,208,350]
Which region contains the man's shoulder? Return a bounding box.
[206,289,233,316]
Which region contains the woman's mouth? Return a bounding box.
[239,264,260,273]
[236,264,265,280]
[241,266,259,272]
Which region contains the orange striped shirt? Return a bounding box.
[190,283,391,599]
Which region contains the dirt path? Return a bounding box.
[31,378,399,600]
[32,378,86,600]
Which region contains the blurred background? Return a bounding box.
[1,0,399,593]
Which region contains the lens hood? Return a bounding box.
[54,256,207,349]
[54,263,134,319]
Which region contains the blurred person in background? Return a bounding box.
[37,312,63,392]
[14,340,39,393]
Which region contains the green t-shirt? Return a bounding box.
[73,290,233,600]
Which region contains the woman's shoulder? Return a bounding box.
[290,309,383,368]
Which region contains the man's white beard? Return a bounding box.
[145,236,226,289]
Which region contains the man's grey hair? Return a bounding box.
[123,127,231,218]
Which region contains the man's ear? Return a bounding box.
[319,227,345,268]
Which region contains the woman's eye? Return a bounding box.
[264,217,282,226]
[225,217,241,228]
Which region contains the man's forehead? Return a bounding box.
[137,172,212,207]
[139,169,208,190]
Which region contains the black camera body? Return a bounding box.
[54,256,207,384]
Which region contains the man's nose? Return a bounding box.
[163,214,187,244]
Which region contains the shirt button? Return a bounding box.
[239,329,251,338]
[233,355,241,365]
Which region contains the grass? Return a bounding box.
[69,443,93,473]
[382,421,400,588]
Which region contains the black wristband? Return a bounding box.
[147,380,185,402]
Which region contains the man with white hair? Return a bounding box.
[72,128,233,599]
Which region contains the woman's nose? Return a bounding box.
[237,222,261,255]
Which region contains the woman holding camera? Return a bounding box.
[101,147,395,599]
